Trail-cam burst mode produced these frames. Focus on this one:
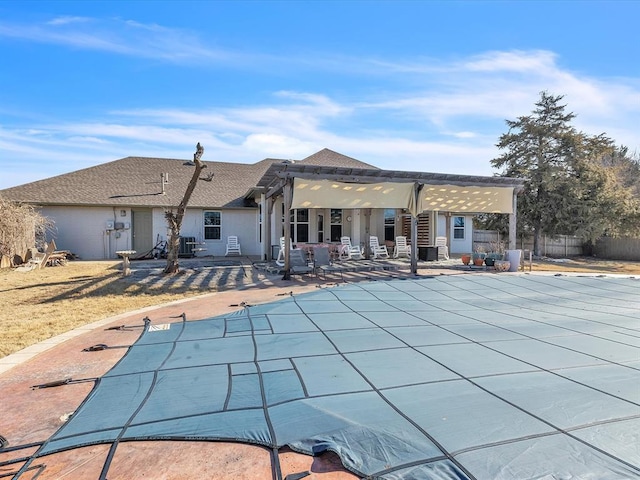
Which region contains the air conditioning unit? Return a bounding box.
[178,236,196,257]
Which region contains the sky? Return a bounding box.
[1,0,639,190]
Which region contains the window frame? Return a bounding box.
[203,211,222,240]
[384,208,396,242]
[329,209,343,242]
[289,208,310,243]
[453,215,465,240]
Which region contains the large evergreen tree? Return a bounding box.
[491,92,577,255]
[491,92,640,255]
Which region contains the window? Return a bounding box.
[317,214,324,242]
[330,209,342,242]
[204,211,221,240]
[453,216,465,239]
[384,209,396,242]
[289,208,309,243]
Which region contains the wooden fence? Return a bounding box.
[594,237,640,261]
[473,230,585,257]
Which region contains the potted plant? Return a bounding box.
[485,241,506,268]
[472,246,486,266]
[461,253,471,265]
[484,252,503,267]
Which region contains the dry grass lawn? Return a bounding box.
[1,256,638,359]
[0,261,214,358]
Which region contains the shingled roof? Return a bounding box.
[297,148,378,169]
[0,148,375,209]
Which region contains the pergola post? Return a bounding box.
[509,190,518,250]
[410,215,418,274]
[262,193,272,261]
[410,182,422,275]
[282,178,293,280]
[445,212,452,248]
[364,208,371,259]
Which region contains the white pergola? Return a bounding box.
[254,162,526,276]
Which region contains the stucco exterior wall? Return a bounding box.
[40,206,133,260]
[437,214,473,254]
[39,204,474,260]
[38,206,261,260]
[152,208,261,258]
[216,208,261,257]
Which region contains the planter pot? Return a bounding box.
[473,257,484,267]
[494,260,510,272]
[484,257,495,267]
[461,254,471,265]
[506,250,522,272]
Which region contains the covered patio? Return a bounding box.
[254,162,526,277]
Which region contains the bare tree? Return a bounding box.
[0,195,52,267]
[163,143,209,274]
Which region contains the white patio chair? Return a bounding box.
[339,236,364,260]
[225,236,242,256]
[393,236,411,258]
[276,237,293,266]
[435,236,449,260]
[369,236,390,259]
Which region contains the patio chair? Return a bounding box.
[225,236,242,256]
[288,248,314,277]
[434,236,449,260]
[313,246,344,280]
[393,236,411,258]
[339,236,364,260]
[369,236,390,259]
[276,237,293,266]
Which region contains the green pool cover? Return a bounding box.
[27,275,640,478]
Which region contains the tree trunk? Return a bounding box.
[163,143,207,274]
[533,227,541,257]
[164,216,181,274]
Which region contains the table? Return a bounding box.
[116,250,136,276]
[185,241,207,256]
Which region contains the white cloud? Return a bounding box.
[462,50,559,74]
[46,16,92,26]
[1,43,639,189]
[242,133,318,157]
[451,131,477,139]
[0,17,234,63]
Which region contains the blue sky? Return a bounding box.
[1,1,639,190]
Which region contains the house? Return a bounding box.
[0,148,524,262]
